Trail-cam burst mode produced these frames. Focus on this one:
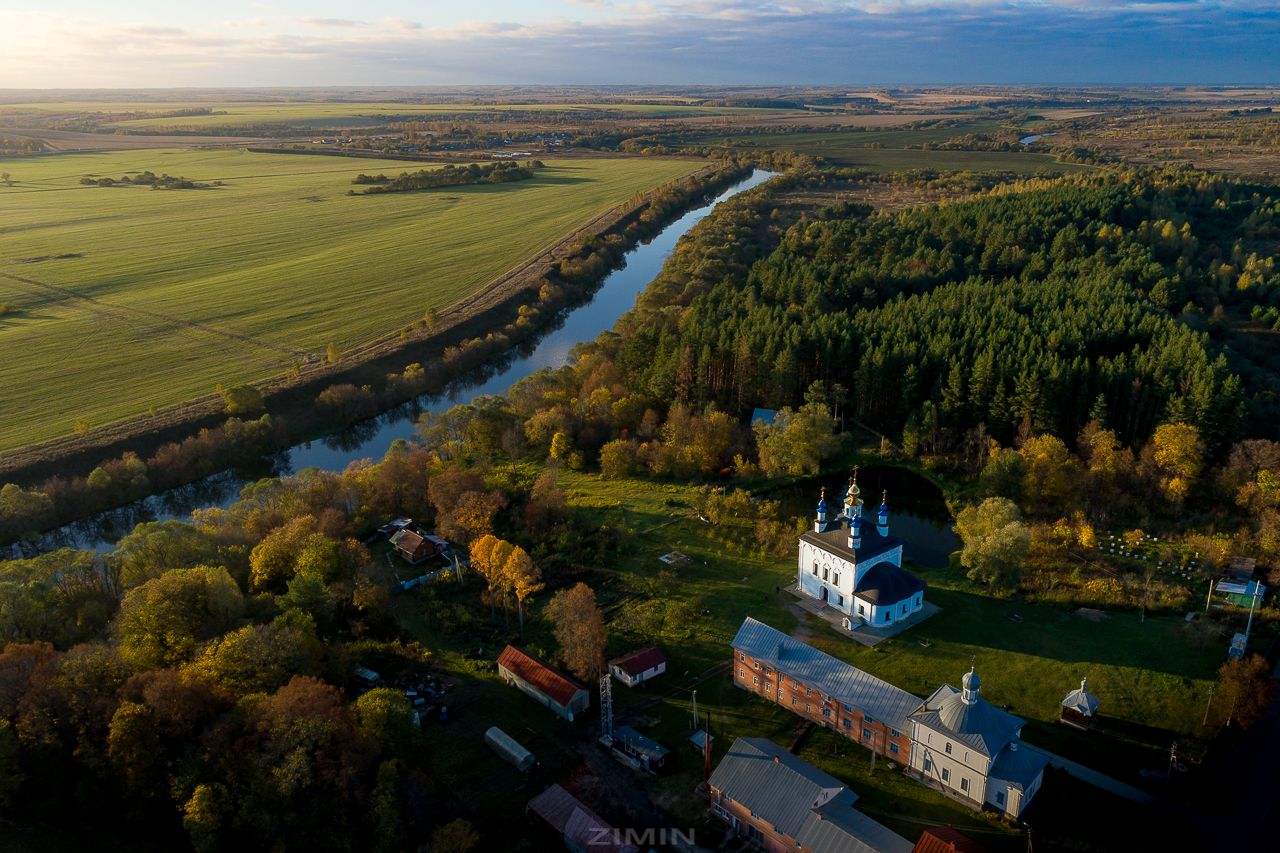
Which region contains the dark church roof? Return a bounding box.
[800,524,901,566]
[854,563,925,605]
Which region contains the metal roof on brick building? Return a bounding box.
[709,738,913,853]
[731,617,921,730]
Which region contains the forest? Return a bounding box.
[608,171,1280,452]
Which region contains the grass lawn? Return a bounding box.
[0,150,701,449]
[390,471,1219,849]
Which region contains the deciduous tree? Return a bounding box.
[955,498,1030,593]
[545,582,607,681]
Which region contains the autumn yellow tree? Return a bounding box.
[504,545,543,638]
[468,534,501,618]
[1149,422,1205,503]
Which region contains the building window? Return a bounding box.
[836,593,844,606]
[843,719,852,728]
[923,757,932,772]
[865,714,875,724]
[862,728,872,740]
[792,698,797,706]
[822,567,829,581]
[890,729,900,738]
[739,653,745,662]
[942,768,951,783]
[832,573,840,586]
[823,708,831,718]
[945,742,952,755]
[889,743,899,754]
[738,669,744,679]
[812,562,818,575]
[753,676,759,685]
[883,611,890,622]
[961,778,970,793]
[805,705,811,714]
[843,704,852,713]
[996,791,1005,806]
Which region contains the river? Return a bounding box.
[8,168,776,558]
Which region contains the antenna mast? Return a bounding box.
[599,673,614,744]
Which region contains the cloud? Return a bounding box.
[0,2,1276,88]
[294,17,368,28]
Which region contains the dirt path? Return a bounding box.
[787,603,815,642]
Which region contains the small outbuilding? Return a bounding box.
[485,726,536,772]
[1060,677,1100,730]
[609,647,667,687]
[390,528,447,565]
[497,645,590,721]
[610,726,670,773]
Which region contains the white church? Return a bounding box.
[795,470,926,627]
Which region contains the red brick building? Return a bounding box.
[731,617,919,761]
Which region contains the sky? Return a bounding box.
[1,1,1278,89]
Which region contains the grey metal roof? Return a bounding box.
[989,743,1050,791]
[1062,678,1099,716]
[910,684,1024,758]
[854,562,925,605]
[731,618,920,730]
[613,726,669,760]
[709,738,912,853]
[527,784,638,853]
[802,804,915,853]
[801,524,901,566]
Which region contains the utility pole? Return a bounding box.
[704,711,712,787]
[691,690,698,731]
[869,728,877,773]
[1205,578,1215,612]
[1244,581,1262,642]
[1202,684,1215,726]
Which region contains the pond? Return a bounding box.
[767,465,958,569]
[8,169,777,558]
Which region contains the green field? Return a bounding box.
[0,150,702,450]
[688,126,1088,174]
[0,100,790,129]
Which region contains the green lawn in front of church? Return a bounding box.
[556,471,1221,794]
